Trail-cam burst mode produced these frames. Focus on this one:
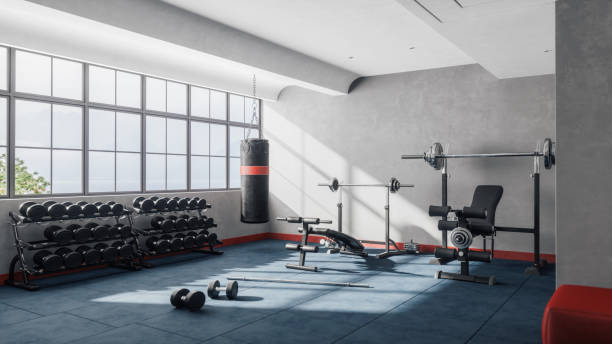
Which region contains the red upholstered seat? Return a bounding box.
[542,284,612,344]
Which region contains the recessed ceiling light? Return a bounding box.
[347,56,355,60]
[544,49,552,53]
[409,46,416,50]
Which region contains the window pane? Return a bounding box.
[210,124,226,156]
[191,156,209,189]
[0,97,7,146]
[15,148,51,195]
[190,121,209,155]
[229,126,244,157]
[116,71,141,108]
[167,119,186,154]
[229,157,240,188]
[146,116,165,153]
[53,104,82,149]
[146,153,165,190]
[244,97,259,125]
[116,152,140,192]
[167,82,186,115]
[89,151,115,192]
[191,86,209,118]
[210,156,226,189]
[116,112,140,152]
[229,94,245,123]
[210,90,227,120]
[52,150,82,193]
[52,58,83,100]
[89,66,115,104]
[89,109,115,150]
[246,128,259,139]
[167,154,186,190]
[0,47,8,91]
[0,147,6,195]
[15,100,51,147]
[146,77,166,112]
[15,51,51,96]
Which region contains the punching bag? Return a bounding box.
[240,138,269,223]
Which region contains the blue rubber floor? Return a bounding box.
[0,240,555,344]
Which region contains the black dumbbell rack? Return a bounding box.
[131,205,223,258]
[6,208,142,291]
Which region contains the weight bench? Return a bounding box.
[276,216,331,272]
[429,185,503,285]
[309,227,367,257]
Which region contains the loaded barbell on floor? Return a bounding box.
[207,280,239,300]
[318,177,413,193]
[401,138,556,170]
[170,288,205,311]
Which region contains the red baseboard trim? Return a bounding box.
[0,232,555,285]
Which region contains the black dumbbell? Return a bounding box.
[77,201,98,217]
[180,215,200,229]
[175,233,196,249]
[62,202,82,218]
[66,224,92,243]
[18,201,46,220]
[170,288,205,311]
[161,234,183,251]
[187,231,207,247]
[173,197,189,210]
[93,202,111,216]
[108,224,131,238]
[168,215,189,231]
[133,197,154,212]
[44,225,73,244]
[149,196,168,211]
[33,250,63,272]
[85,222,110,241]
[151,216,174,232]
[207,232,221,247]
[94,243,118,263]
[111,241,134,259]
[76,245,102,265]
[55,247,83,269]
[166,198,178,211]
[42,201,67,219]
[207,280,239,300]
[145,236,171,253]
[107,201,125,216]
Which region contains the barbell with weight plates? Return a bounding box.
[319,177,413,193]
[18,201,46,220]
[401,138,556,170]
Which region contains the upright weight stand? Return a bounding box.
[277,217,331,272]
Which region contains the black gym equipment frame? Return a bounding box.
[402,139,555,274]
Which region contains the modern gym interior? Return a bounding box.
[0,1,610,343]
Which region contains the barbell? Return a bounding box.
[401,138,555,170]
[318,177,414,193]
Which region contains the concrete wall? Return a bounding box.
[0,191,268,275]
[556,0,612,288]
[264,64,556,256]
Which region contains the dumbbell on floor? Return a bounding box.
[133,197,154,212]
[66,224,93,243]
[77,201,98,217]
[55,247,83,269]
[76,246,102,265]
[170,288,205,311]
[44,225,73,244]
[207,280,239,300]
[33,250,63,272]
[19,201,46,220]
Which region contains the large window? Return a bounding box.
[0,45,260,197]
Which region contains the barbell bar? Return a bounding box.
[401,138,555,170]
[227,276,372,288]
[318,177,414,193]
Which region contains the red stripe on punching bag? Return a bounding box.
[240,166,269,176]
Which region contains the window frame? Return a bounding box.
[1,45,260,198]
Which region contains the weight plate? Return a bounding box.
[329,178,339,192]
[428,142,444,170]
[133,197,145,208]
[19,201,36,216]
[207,280,220,299]
[185,291,205,311]
[543,138,554,170]
[65,204,82,218]
[450,227,473,249]
[47,203,67,219]
[73,227,92,243]
[64,251,83,269]
[170,288,190,308]
[26,204,46,220]
[81,203,97,217]
[109,203,124,216]
[226,281,239,300]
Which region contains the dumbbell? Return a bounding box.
[44,225,73,244]
[33,250,63,272]
[207,232,221,247]
[42,201,67,219]
[173,197,189,210]
[180,215,200,229]
[107,201,125,216]
[108,224,131,238]
[174,233,196,249]
[170,288,205,311]
[94,243,118,263]
[166,198,178,211]
[55,247,83,269]
[149,196,168,211]
[62,202,82,218]
[18,201,46,220]
[133,196,154,212]
[145,236,171,253]
[188,231,207,247]
[76,245,102,265]
[111,241,134,259]
[85,222,110,241]
[187,197,209,210]
[77,201,98,217]
[151,216,174,232]
[93,202,111,216]
[207,280,239,300]
[66,224,92,243]
[168,215,189,231]
[161,234,183,251]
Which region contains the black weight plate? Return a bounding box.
[93,226,111,241]
[156,240,171,253]
[100,246,118,263]
[207,280,220,299]
[161,219,174,232]
[73,227,92,243]
[226,281,239,300]
[108,225,120,237]
[182,236,195,249]
[33,250,52,265]
[26,204,47,220]
[19,201,36,216]
[187,217,199,228]
[132,196,145,208]
[65,204,82,218]
[175,218,188,231]
[170,288,190,308]
[97,203,111,216]
[81,203,97,217]
[117,245,133,259]
[47,203,67,219]
[185,291,205,311]
[176,198,189,210]
[42,254,63,272]
[196,198,207,209]
[151,216,165,228]
[42,200,56,207]
[63,251,83,269]
[54,229,74,245]
[109,203,124,216]
[155,197,168,210]
[83,249,102,265]
[169,238,182,251]
[166,199,178,211]
[194,233,207,247]
[118,225,132,238]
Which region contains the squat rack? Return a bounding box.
[401,138,555,274]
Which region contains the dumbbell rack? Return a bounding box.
[131,206,223,258]
[5,208,141,291]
